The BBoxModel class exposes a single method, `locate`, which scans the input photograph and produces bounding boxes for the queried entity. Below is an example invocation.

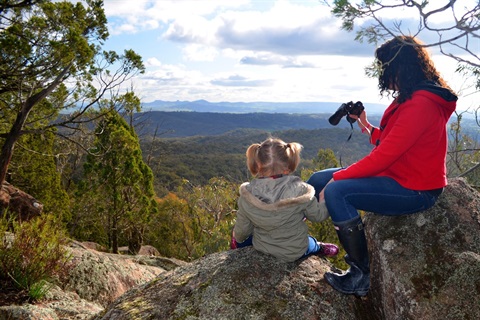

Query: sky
[101,0,479,112]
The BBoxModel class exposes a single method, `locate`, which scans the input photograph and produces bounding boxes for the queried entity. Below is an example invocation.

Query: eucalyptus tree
[326,1,479,68]
[78,107,157,254]
[0,0,144,214]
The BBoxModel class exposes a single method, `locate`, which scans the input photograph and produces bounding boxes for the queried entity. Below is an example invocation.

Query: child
[231,137,338,262]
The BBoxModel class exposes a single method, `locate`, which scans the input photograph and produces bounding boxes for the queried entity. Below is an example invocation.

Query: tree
[0,0,144,215]
[447,110,480,185]
[9,131,70,220]
[75,108,157,254]
[313,148,340,170]
[327,1,479,68]
[148,177,238,261]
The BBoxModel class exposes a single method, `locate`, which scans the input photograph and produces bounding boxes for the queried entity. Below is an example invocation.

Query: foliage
[0,214,71,301]
[447,111,480,185]
[72,109,157,254]
[8,131,70,221]
[0,0,144,188]
[147,177,237,261]
[313,148,340,170]
[145,127,372,193]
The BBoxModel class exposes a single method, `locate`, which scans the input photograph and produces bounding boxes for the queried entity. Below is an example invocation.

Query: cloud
[158,1,374,57]
[210,74,274,87]
[240,53,317,68]
[145,57,162,67]
[102,0,478,110]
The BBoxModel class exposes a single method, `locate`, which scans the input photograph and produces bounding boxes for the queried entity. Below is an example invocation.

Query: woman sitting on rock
[307,36,457,297]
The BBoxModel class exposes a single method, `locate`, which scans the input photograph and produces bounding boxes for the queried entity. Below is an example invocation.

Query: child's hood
[238,176,316,230]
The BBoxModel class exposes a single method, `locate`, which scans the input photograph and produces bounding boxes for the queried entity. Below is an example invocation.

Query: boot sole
[324,273,369,297]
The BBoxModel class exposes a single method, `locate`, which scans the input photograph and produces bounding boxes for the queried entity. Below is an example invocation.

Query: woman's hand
[349,110,371,134]
[319,178,334,202]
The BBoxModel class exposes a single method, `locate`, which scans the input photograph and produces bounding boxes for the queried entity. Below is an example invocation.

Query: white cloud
[183,44,218,62]
[102,0,478,111]
[145,57,162,67]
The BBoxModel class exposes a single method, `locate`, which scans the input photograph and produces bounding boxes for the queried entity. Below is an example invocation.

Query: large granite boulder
[364,177,480,319]
[97,248,356,320]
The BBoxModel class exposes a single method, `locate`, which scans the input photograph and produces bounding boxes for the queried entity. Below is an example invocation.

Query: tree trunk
[112,217,118,254]
[0,62,72,185]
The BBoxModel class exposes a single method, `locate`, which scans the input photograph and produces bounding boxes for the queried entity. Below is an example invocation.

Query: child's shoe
[317,242,339,257]
[230,236,238,249]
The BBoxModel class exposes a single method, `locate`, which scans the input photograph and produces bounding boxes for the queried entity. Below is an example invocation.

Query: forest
[0,0,479,303]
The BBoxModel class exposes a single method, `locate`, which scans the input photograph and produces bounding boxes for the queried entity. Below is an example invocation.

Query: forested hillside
[134,111,382,138]
[137,111,480,194]
[141,126,372,195]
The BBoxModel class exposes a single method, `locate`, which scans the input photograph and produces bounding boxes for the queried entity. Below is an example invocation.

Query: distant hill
[141,99,389,115]
[135,111,382,138]
[134,108,479,140]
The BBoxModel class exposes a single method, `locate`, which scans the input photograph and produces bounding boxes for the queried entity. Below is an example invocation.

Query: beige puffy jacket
[234,175,329,262]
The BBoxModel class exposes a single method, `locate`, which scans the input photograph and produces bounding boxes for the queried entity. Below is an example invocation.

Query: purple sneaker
[317,242,339,257]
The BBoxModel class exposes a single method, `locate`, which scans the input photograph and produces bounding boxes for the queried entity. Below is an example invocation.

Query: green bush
[0,214,71,301]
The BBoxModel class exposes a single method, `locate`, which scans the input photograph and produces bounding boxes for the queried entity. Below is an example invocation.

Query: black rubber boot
[324,216,370,296]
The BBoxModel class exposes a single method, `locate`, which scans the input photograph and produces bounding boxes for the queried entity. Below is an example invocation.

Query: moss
[117,296,155,320]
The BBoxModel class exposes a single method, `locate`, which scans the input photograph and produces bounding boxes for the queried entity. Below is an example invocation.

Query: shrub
[0,213,71,302]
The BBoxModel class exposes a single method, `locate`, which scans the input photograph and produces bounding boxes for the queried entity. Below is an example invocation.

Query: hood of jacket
[238,176,316,231]
[414,80,458,103]
[240,176,315,209]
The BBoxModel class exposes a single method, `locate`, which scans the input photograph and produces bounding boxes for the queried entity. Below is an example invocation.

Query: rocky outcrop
[96,249,356,320]
[2,178,479,319]
[97,178,480,319]
[0,181,43,222]
[0,243,185,319]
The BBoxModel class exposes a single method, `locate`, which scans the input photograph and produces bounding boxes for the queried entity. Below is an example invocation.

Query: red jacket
[333,85,457,190]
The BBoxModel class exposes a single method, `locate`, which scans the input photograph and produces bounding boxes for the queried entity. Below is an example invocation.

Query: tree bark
[0,62,72,185]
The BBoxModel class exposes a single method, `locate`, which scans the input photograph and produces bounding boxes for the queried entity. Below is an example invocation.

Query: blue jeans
[237,235,321,258]
[303,235,321,257]
[306,168,441,223]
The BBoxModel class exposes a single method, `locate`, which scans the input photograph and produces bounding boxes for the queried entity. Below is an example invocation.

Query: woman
[307,36,457,296]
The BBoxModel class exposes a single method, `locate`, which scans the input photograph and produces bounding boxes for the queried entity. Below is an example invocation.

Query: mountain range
[141,99,389,115]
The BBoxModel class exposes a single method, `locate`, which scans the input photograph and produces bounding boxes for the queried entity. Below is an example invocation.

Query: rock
[63,246,166,307]
[0,243,176,319]
[97,178,480,320]
[362,177,480,319]
[96,249,357,320]
[138,244,161,256]
[118,244,160,256]
[2,178,479,319]
[0,181,43,222]
[80,241,108,252]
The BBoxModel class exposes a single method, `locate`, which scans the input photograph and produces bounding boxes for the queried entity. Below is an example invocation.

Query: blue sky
[101,0,479,112]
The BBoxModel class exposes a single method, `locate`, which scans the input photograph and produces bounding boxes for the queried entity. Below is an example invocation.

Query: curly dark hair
[375,35,454,103]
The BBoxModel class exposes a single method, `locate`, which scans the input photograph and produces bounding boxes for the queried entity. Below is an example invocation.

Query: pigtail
[246,143,261,176]
[285,142,302,173]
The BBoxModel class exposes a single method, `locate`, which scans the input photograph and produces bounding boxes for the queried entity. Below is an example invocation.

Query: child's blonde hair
[246,138,303,177]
